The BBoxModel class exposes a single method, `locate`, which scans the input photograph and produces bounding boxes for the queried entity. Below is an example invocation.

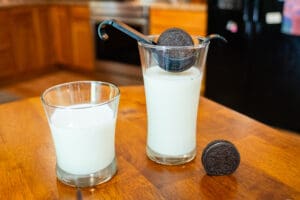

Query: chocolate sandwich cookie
[156,28,196,72]
[157,28,194,46]
[201,140,240,176]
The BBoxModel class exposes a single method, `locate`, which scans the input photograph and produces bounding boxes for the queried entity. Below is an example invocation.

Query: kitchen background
[0,0,299,133]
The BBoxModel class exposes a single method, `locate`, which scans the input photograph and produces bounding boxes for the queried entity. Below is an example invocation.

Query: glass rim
[41,80,120,109]
[138,35,210,50]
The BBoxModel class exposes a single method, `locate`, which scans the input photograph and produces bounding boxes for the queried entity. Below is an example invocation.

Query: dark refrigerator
[205,0,300,132]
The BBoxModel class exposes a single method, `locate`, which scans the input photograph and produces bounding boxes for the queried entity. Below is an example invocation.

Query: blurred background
[0,0,299,132]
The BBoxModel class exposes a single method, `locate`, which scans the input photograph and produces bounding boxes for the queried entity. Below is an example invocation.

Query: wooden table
[0,86,299,199]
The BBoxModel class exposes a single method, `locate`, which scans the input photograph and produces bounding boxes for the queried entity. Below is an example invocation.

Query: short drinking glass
[41,81,120,187]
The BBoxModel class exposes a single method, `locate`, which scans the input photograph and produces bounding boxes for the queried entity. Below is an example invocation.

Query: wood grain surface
[0,86,299,199]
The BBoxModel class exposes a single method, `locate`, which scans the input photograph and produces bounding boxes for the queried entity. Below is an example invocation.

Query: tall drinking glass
[138,36,209,165]
[41,81,120,187]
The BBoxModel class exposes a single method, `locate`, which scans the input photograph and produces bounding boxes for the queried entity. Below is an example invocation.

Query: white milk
[49,104,116,175]
[144,66,202,156]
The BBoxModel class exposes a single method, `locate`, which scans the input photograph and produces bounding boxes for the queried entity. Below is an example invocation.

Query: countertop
[0,86,299,199]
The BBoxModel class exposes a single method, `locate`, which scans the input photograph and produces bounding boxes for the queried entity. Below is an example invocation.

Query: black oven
[94,22,146,66]
[90,2,149,66]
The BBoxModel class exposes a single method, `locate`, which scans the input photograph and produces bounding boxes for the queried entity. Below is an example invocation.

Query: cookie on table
[201,140,240,176]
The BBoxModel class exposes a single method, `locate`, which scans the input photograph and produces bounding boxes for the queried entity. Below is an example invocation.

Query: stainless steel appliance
[90,2,149,66]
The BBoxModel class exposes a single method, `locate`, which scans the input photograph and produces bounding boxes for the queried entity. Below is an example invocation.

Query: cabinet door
[49,5,73,66]
[70,6,94,71]
[10,7,40,72]
[150,7,207,36]
[0,10,16,78]
[32,6,55,68]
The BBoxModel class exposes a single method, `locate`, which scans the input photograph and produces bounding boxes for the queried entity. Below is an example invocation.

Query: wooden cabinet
[33,6,56,68]
[0,9,15,78]
[10,7,39,72]
[0,4,94,80]
[49,5,73,66]
[49,5,94,71]
[70,6,94,71]
[150,6,207,36]
[0,6,54,79]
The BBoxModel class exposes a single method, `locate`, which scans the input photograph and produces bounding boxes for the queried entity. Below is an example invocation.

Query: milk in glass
[50,104,116,175]
[144,66,202,156]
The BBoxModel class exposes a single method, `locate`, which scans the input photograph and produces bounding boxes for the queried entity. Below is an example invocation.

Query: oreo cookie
[157,28,194,46]
[201,140,240,176]
[156,28,196,72]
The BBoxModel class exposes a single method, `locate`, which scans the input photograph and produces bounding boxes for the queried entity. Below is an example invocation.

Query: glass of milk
[138,36,210,165]
[41,81,120,187]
